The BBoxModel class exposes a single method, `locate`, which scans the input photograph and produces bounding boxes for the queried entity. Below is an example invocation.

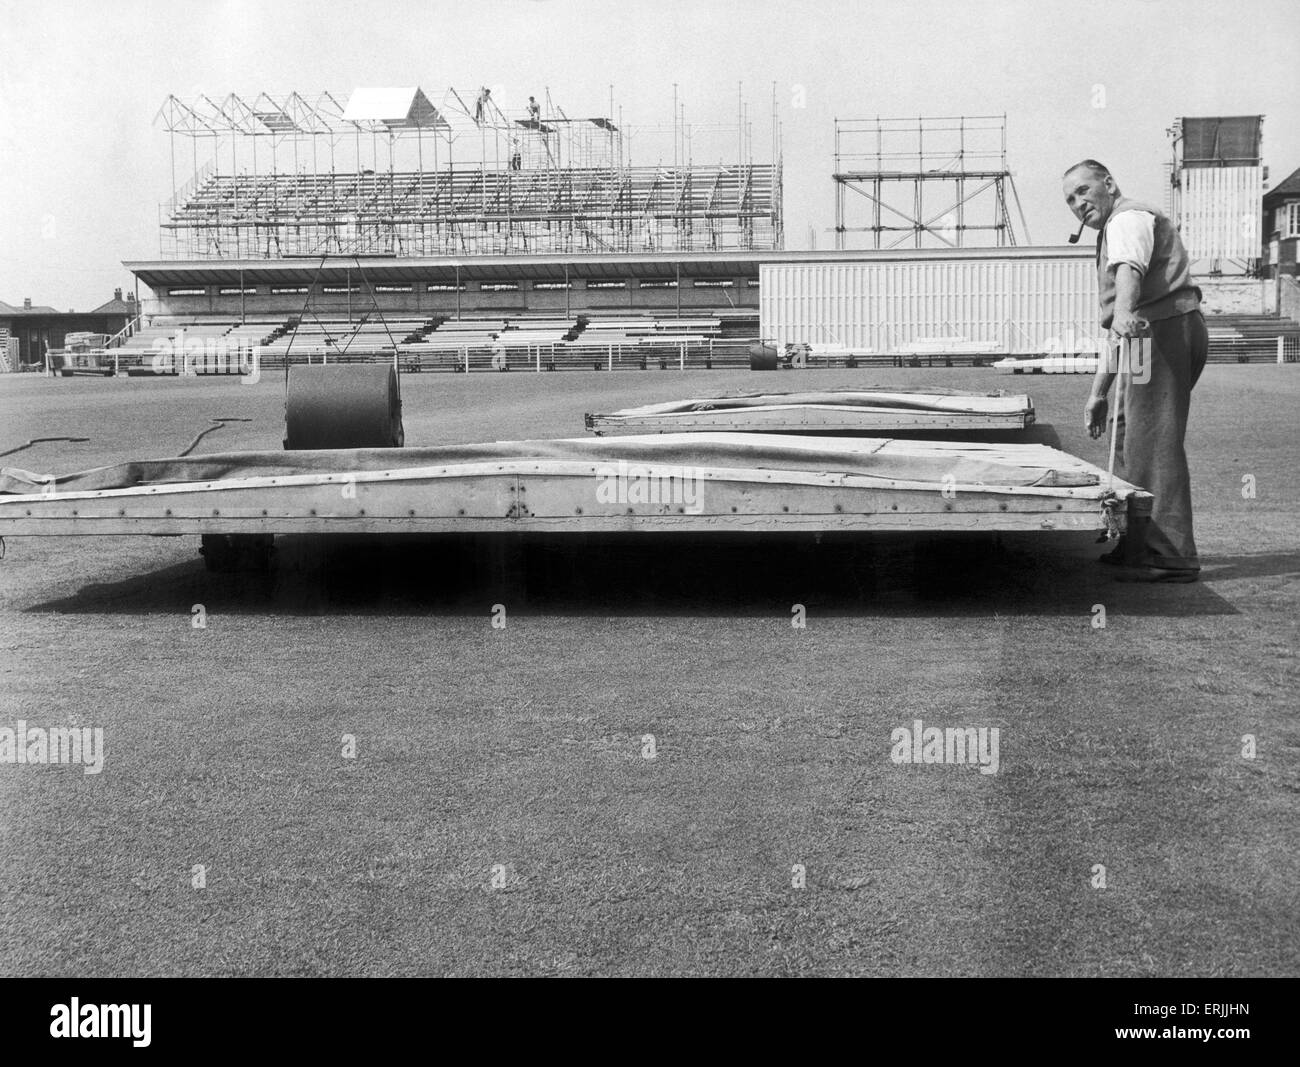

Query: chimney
[127,292,136,303]
[114,287,123,301]
[23,297,31,309]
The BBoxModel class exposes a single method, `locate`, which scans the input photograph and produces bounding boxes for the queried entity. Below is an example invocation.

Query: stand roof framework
[154,86,782,259]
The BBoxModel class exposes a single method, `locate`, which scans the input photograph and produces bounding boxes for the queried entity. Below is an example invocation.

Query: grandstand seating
[108,319,291,367]
[161,165,781,257]
[80,306,764,372]
[92,306,1300,375]
[256,317,434,360]
[294,311,745,371]
[1204,312,1300,362]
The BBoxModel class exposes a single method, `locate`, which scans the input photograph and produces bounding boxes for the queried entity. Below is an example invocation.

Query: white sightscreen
[760,253,1099,355]
[1180,166,1263,261]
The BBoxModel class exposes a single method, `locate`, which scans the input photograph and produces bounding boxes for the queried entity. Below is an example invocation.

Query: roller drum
[283,364,404,450]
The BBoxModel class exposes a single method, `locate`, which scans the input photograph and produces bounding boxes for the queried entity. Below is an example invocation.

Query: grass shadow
[27,529,1243,619]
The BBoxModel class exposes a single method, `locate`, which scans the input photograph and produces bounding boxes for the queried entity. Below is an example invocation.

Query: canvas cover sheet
[599,390,1032,418]
[0,433,1098,496]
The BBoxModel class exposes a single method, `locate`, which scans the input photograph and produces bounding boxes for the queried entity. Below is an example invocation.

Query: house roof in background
[1264,165,1300,205]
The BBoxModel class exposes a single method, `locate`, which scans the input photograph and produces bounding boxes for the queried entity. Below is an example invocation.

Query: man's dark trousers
[1114,310,1208,570]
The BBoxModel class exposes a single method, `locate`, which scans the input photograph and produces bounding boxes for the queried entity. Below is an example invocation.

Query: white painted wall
[760,249,1099,354]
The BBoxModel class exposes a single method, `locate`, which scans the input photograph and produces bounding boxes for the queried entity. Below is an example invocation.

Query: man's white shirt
[1105,211,1155,275]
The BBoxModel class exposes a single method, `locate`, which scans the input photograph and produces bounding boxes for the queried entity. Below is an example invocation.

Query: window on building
[168,288,206,296]
[637,280,678,289]
[479,282,519,292]
[1285,202,1300,239]
[321,286,361,294]
[532,282,572,290]
[585,280,627,289]
[271,287,309,295]
[374,285,413,293]
[427,283,467,292]
[218,287,258,295]
[692,279,735,288]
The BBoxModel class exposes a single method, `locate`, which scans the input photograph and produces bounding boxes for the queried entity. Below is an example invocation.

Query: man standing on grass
[1063,159,1208,583]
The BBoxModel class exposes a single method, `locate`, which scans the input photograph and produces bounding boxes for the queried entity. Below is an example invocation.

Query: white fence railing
[1210,335,1300,363]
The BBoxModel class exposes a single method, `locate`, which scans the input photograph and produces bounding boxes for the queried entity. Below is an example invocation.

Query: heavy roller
[203,363,405,571]
[282,363,405,450]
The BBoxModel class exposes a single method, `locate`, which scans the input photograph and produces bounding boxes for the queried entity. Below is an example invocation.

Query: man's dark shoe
[1114,565,1199,584]
[1098,538,1127,566]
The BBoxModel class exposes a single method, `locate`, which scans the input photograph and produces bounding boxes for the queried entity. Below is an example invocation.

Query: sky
[1,0,1297,311]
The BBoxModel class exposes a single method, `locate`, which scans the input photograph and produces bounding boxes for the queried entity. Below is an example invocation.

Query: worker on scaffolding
[474,87,492,124]
[527,96,541,126]
[510,137,522,171]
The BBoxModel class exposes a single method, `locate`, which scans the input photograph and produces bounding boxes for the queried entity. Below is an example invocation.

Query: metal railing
[57,331,1300,378]
[103,310,144,351]
[252,337,756,373]
[1207,335,1300,363]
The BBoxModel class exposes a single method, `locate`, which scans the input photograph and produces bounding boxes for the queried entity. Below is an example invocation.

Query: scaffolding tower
[155,86,782,259]
[832,115,1027,250]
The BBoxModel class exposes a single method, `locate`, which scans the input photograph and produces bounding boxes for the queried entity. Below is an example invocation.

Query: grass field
[1,366,1297,976]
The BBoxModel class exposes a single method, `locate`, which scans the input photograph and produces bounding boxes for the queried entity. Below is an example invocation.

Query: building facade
[0,290,136,369]
[1263,165,1300,279]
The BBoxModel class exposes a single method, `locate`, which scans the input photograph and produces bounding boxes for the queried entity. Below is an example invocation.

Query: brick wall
[1195,278,1274,316]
